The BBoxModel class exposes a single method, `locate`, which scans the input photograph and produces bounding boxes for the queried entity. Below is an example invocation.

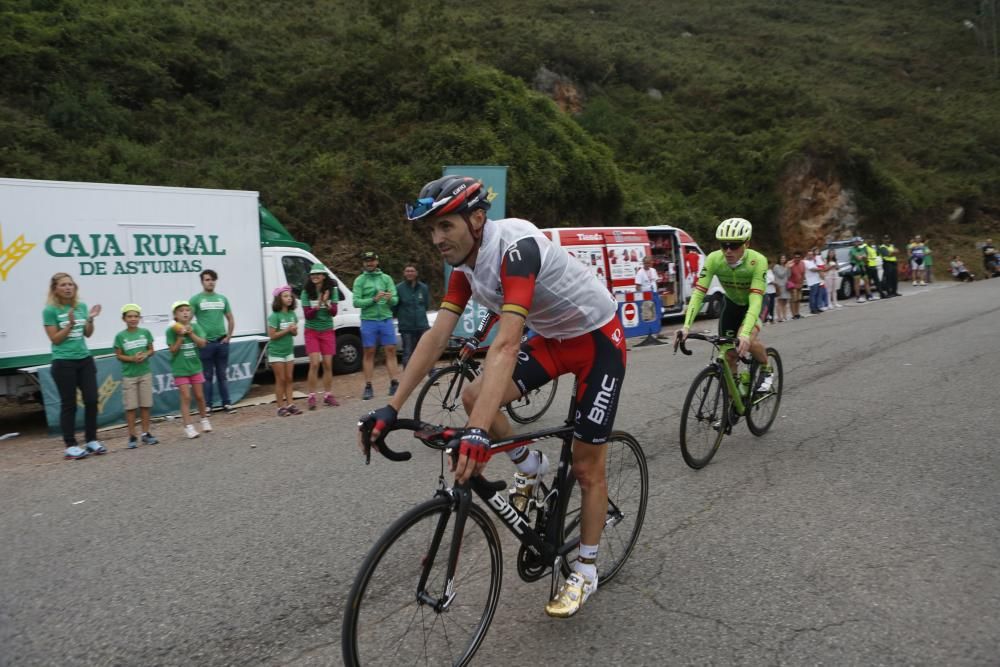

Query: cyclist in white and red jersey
[359,175,627,618]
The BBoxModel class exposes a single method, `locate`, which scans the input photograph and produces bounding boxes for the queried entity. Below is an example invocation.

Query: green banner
[38,339,260,434]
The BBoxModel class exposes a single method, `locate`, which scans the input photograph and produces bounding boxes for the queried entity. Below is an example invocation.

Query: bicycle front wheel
[342,495,503,667]
[558,431,648,584]
[413,365,474,428]
[746,348,783,436]
[506,377,559,424]
[679,365,729,469]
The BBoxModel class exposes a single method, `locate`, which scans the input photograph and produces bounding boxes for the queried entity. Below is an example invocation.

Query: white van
[542,225,724,320]
[0,178,365,399]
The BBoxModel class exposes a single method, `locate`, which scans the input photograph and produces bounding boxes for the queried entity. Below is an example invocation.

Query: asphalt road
[2,280,999,666]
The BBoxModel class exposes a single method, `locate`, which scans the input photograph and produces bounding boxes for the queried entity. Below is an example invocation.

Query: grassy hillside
[2,0,998,286]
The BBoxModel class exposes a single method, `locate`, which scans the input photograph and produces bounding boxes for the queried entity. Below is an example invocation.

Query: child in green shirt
[267,286,301,416]
[114,304,158,448]
[167,300,210,439]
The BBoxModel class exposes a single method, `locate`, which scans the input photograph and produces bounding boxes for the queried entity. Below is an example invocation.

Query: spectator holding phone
[352,251,400,401]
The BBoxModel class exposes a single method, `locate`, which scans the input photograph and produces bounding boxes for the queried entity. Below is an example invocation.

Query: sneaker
[64,445,89,460]
[362,383,374,401]
[323,393,340,407]
[871,294,881,300]
[388,379,399,397]
[200,418,213,433]
[141,432,159,446]
[545,571,598,618]
[277,406,289,417]
[756,372,774,393]
[85,440,107,455]
[128,435,138,449]
[857,297,865,303]
[185,424,199,439]
[835,304,843,308]
[509,452,550,513]
[919,281,927,286]
[288,403,304,414]
[307,394,317,411]
[223,404,237,414]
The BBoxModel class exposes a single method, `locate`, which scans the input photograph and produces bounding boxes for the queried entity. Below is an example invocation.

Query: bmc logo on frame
[0,223,37,281]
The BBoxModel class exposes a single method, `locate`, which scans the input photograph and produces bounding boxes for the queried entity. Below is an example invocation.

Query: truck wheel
[335,333,363,374]
[839,276,854,300]
[706,294,723,319]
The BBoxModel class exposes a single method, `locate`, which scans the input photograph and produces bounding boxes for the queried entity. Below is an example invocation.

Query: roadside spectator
[114,304,158,448]
[764,265,776,323]
[864,237,884,299]
[268,286,302,416]
[813,249,830,310]
[635,255,658,293]
[982,238,999,277]
[907,235,927,286]
[823,249,843,309]
[950,256,975,282]
[771,255,791,322]
[394,264,431,368]
[167,301,211,439]
[190,269,236,414]
[301,264,340,409]
[923,236,935,283]
[849,237,871,302]
[803,250,823,314]
[878,235,900,297]
[787,251,805,319]
[42,272,105,460]
[352,251,400,401]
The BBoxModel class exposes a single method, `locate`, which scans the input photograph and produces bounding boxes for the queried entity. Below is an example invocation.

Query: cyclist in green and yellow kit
[675,218,774,392]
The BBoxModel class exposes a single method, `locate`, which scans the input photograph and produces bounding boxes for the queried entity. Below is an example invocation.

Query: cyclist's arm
[682,263,714,331]
[385,272,470,413]
[466,238,538,432]
[739,260,767,339]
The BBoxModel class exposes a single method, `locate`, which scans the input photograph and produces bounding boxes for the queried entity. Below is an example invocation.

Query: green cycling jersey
[683,248,768,338]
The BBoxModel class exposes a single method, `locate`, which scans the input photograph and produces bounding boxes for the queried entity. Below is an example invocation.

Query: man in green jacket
[393,263,431,368]
[352,251,400,400]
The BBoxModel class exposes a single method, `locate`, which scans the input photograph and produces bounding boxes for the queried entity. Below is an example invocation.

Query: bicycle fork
[416,487,472,613]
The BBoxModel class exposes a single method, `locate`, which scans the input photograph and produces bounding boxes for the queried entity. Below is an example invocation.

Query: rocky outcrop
[533,66,584,114]
[777,155,859,252]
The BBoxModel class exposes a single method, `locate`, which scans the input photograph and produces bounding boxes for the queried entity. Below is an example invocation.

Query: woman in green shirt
[41,272,105,460]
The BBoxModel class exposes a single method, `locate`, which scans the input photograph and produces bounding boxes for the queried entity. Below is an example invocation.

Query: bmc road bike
[414,316,559,427]
[675,333,784,469]
[343,395,648,666]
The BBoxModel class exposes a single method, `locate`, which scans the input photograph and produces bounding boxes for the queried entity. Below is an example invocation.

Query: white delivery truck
[0,178,366,400]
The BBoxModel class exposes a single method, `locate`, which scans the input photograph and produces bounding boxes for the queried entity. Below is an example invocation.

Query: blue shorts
[361,319,396,348]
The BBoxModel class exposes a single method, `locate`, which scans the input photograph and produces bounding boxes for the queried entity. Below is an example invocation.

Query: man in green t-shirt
[190,269,236,413]
[352,251,400,401]
[114,303,158,448]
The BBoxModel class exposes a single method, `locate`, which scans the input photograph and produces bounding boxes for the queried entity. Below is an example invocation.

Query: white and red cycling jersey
[441,218,617,339]
[441,217,626,445]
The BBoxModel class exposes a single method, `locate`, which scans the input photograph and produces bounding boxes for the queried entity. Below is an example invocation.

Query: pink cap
[272,285,292,297]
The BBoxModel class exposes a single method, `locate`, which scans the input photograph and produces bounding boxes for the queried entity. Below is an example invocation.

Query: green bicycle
[675,332,784,469]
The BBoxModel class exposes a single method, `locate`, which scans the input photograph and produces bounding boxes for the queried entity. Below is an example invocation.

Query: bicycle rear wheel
[679,365,728,469]
[558,432,648,584]
[413,366,473,428]
[746,348,783,436]
[342,495,502,667]
[506,377,559,424]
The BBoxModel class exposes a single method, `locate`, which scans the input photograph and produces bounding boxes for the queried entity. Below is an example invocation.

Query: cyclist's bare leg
[572,439,608,548]
[460,373,519,441]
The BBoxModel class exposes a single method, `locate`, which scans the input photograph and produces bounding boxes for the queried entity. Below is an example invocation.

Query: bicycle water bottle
[739,370,751,398]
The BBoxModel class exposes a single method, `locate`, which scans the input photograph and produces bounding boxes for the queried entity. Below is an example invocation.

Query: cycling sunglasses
[719,241,744,250]
[405,197,440,221]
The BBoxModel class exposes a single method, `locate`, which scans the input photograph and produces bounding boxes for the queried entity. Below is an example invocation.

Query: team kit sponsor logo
[0,223,37,281]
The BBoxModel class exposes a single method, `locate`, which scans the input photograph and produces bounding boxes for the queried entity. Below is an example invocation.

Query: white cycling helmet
[716,217,752,243]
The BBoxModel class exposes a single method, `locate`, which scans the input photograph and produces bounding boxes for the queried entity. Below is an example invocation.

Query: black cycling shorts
[718,297,765,339]
[512,315,626,445]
